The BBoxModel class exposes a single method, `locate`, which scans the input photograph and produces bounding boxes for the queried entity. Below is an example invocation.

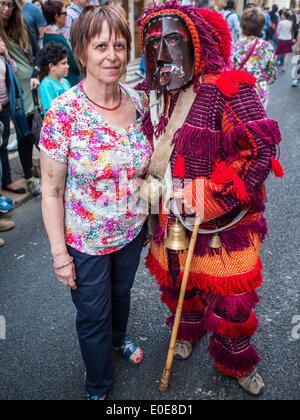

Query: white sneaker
[7,138,18,152]
[26,177,41,197]
[292,79,299,87]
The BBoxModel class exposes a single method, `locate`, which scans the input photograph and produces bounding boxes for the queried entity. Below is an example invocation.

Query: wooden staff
[159,216,202,392]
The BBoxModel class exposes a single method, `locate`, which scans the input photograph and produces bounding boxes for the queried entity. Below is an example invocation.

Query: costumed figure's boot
[174,341,193,360]
[237,370,265,396]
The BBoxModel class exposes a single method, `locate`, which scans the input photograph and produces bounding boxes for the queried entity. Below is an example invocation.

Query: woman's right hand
[53,256,77,290]
[30,78,40,90]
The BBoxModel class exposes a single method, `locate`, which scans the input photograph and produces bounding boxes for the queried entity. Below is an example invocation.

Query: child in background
[39,42,71,116]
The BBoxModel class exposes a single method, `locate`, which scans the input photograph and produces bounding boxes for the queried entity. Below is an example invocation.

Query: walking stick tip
[159,368,170,392]
[159,383,168,392]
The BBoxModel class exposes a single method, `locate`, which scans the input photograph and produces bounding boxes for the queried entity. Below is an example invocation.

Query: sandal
[237,370,265,396]
[115,339,143,365]
[174,341,193,360]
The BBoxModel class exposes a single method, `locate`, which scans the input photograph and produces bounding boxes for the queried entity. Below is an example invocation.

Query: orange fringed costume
[136,2,284,378]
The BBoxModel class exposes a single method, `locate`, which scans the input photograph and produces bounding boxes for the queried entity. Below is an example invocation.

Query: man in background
[20,0,47,43]
[62,0,90,43]
[223,0,240,43]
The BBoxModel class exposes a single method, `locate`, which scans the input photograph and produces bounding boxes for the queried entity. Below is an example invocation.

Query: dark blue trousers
[68,225,146,397]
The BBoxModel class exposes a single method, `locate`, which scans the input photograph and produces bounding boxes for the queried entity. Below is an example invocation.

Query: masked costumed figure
[136,1,284,396]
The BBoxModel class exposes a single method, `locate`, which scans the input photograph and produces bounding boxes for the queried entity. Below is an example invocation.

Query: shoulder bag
[6,59,31,139]
[31,88,43,148]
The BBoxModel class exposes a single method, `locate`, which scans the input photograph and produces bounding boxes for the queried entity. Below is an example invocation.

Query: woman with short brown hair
[240,6,266,37]
[40,6,152,400]
[233,7,277,109]
[70,5,131,76]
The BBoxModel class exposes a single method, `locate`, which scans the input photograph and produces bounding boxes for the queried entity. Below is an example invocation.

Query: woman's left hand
[30,78,40,90]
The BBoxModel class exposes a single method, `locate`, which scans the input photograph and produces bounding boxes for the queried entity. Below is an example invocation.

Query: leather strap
[238,39,259,70]
[147,84,197,180]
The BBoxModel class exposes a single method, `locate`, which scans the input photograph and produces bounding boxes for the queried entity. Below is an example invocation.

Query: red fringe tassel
[166,315,206,343]
[207,338,260,373]
[271,158,284,178]
[215,362,253,378]
[215,70,257,98]
[184,259,263,296]
[205,310,259,339]
[211,159,250,204]
[161,294,205,314]
[173,154,186,179]
[147,249,263,296]
[145,252,173,287]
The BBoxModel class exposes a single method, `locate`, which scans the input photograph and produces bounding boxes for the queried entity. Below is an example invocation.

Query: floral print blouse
[233,37,278,104]
[40,81,152,256]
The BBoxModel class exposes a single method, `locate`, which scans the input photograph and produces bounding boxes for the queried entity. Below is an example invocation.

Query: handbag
[139,84,197,205]
[31,88,43,148]
[6,59,31,139]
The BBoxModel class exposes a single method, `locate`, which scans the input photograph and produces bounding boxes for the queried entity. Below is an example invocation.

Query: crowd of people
[0,0,91,247]
[0,0,295,401]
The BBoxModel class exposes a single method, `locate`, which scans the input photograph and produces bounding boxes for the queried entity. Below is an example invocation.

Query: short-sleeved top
[39,81,152,256]
[233,37,277,104]
[8,37,35,116]
[61,2,83,43]
[39,76,71,116]
[22,3,47,43]
[277,20,293,40]
[223,10,240,42]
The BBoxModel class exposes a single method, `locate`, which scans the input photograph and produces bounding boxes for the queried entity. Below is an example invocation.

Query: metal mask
[143,15,195,91]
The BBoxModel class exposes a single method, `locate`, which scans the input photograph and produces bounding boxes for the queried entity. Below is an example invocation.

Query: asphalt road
[0,63,299,401]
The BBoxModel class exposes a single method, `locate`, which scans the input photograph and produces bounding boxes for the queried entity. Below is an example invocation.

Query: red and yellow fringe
[146,250,263,296]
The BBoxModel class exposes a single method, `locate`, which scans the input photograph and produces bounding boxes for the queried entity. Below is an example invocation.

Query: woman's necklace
[86,86,122,111]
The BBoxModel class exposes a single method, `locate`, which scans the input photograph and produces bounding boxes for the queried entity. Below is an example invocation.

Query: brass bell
[209,233,222,249]
[164,218,190,251]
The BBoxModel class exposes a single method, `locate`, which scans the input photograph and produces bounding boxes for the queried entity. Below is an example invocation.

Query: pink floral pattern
[233,37,278,104]
[40,81,152,255]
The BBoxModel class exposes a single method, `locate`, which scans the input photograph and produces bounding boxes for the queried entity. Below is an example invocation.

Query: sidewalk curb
[0,178,32,209]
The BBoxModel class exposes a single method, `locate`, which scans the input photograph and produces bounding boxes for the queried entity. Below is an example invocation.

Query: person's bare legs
[283,54,289,71]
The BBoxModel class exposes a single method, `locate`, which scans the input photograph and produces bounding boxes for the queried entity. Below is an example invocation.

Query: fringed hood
[137,0,233,77]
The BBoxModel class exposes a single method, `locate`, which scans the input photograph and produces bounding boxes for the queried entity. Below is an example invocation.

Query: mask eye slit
[146,36,161,49]
[165,33,183,46]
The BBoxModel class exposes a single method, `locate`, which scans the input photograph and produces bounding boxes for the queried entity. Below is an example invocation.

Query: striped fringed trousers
[162,251,261,378]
